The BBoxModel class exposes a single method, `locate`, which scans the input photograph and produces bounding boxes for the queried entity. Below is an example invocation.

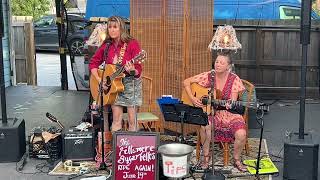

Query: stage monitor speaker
[283,134,318,180]
[0,118,26,162]
[62,128,95,161]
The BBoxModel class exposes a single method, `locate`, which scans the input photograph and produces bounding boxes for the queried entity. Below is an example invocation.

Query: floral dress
[193,71,246,142]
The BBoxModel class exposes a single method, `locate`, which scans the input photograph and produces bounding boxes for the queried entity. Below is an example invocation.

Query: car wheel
[69,38,84,56]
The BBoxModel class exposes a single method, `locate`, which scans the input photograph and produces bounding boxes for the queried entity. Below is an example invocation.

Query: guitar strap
[116,43,128,65]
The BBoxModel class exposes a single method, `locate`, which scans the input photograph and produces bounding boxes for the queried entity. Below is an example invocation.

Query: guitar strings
[109,52,143,80]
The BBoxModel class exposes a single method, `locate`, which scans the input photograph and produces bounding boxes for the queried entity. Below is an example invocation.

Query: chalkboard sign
[113,131,159,180]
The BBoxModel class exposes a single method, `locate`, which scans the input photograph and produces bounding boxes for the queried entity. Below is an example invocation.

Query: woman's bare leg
[127,106,137,131]
[233,129,246,160]
[200,124,212,168]
[111,105,123,131]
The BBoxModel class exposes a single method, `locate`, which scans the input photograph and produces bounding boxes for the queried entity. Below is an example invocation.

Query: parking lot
[36,52,89,91]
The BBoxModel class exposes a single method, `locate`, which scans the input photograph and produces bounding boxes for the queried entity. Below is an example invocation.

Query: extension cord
[18,153,27,171]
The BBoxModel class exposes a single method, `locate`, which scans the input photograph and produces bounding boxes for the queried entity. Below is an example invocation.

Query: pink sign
[113,132,159,180]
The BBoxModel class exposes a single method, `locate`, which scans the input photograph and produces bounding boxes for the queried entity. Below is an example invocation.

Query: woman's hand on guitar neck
[124,62,136,73]
[225,99,235,110]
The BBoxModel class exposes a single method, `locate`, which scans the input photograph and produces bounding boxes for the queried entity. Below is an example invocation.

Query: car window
[280,6,317,20]
[35,16,55,27]
[280,6,301,19]
[70,21,86,31]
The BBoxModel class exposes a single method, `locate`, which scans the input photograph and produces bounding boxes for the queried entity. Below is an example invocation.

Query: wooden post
[24,22,37,86]
[183,0,190,84]
[159,0,167,133]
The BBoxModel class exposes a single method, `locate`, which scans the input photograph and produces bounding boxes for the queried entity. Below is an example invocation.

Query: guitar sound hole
[105,77,111,86]
[103,86,111,94]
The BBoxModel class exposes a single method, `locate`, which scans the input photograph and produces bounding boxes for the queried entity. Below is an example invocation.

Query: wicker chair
[219,79,255,166]
[123,76,160,132]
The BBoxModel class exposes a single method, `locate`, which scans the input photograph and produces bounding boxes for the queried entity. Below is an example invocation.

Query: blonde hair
[105,16,133,43]
[217,51,233,64]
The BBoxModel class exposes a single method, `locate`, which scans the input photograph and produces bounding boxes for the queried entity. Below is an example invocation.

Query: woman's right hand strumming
[191,96,204,107]
[91,68,107,91]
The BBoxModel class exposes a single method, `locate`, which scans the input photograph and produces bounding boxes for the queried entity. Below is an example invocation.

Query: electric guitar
[181,83,259,113]
[46,112,65,131]
[90,50,146,106]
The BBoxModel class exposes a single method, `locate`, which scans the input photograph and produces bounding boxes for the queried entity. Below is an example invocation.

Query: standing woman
[89,16,143,132]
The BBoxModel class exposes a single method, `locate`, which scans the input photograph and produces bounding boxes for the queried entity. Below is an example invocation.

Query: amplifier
[62,128,95,161]
[0,118,26,162]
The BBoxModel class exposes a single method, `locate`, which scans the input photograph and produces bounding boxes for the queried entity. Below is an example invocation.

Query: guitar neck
[56,121,65,129]
[109,59,136,80]
[213,99,251,108]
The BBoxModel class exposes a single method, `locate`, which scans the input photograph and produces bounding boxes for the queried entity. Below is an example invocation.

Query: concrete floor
[0,86,90,180]
[1,87,319,180]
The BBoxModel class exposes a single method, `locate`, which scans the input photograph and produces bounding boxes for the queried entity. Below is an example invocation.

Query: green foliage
[11,0,51,20]
[312,2,320,17]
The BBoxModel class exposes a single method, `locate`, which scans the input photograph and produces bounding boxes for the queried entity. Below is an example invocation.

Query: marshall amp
[62,128,95,161]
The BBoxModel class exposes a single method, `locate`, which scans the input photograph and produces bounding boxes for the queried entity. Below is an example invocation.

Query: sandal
[95,149,112,168]
[201,154,210,170]
[233,159,247,172]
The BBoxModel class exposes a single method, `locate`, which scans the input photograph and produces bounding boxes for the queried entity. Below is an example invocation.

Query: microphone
[105,39,112,45]
[129,70,136,76]
[201,97,209,105]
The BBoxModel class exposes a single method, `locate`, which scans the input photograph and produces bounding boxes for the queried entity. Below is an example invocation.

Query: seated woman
[183,52,247,172]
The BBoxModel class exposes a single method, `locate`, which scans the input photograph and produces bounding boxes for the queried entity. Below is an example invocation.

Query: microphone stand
[98,42,111,170]
[203,68,225,180]
[255,109,265,180]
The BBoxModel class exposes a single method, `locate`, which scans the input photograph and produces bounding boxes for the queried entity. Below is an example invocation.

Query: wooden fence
[215,20,320,99]
[130,14,320,133]
[11,16,37,85]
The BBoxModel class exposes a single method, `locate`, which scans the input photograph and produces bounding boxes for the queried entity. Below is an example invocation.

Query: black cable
[15,162,39,175]
[15,160,52,175]
[233,0,240,25]
[63,4,80,91]
[35,162,51,173]
[260,99,278,106]
[67,168,100,180]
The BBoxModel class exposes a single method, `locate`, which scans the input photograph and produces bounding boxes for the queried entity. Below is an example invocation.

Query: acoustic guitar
[181,83,212,114]
[90,50,146,106]
[181,83,259,113]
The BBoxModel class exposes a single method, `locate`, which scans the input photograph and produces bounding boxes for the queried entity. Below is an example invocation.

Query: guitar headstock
[132,50,147,64]
[46,112,65,129]
[46,112,58,123]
